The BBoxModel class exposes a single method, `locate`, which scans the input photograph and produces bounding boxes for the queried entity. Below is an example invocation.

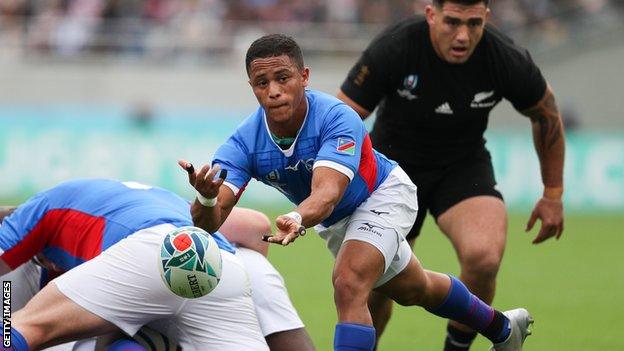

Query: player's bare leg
[367,290,393,343]
[12,282,119,350]
[367,236,418,347]
[437,196,507,349]
[332,240,386,349]
[333,240,384,324]
[265,328,315,351]
[376,253,524,350]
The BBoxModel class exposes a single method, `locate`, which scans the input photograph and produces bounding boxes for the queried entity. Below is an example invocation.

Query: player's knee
[460,248,502,279]
[255,211,272,234]
[333,270,369,305]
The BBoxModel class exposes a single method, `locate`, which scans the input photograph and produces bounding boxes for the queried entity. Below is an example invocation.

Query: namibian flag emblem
[337,138,356,155]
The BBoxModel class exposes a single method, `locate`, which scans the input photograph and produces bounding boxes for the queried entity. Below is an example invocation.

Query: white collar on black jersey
[262,96,310,157]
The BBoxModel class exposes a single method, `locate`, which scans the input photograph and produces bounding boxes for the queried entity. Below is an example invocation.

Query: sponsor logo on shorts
[357,222,385,237]
[369,209,389,216]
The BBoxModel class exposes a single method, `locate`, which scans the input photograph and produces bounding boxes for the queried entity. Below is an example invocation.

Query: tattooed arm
[520,84,565,244]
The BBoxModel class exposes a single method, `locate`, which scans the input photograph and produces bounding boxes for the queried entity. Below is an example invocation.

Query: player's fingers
[213,169,228,188]
[197,164,211,187]
[282,233,297,246]
[178,160,196,184]
[218,169,228,180]
[533,225,555,244]
[205,164,221,182]
[556,222,564,239]
[265,233,287,245]
[525,211,538,232]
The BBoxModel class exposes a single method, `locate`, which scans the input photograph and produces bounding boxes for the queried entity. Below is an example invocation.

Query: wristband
[283,211,302,224]
[283,211,306,236]
[543,187,563,200]
[196,192,217,207]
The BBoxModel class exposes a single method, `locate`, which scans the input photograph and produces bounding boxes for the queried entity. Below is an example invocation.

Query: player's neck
[267,97,308,138]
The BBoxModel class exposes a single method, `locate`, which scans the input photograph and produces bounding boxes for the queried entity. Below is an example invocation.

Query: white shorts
[54,224,268,351]
[236,247,304,336]
[315,166,418,287]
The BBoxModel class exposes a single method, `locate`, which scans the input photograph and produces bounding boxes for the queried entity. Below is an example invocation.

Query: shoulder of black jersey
[482,23,534,61]
[369,15,427,50]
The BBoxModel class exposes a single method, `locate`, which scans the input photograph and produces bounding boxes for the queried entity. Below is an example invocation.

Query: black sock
[481,310,510,343]
[444,324,478,351]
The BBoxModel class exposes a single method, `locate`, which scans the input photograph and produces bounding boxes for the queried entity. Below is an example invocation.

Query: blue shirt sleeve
[315,104,366,178]
[212,135,252,196]
[0,193,50,267]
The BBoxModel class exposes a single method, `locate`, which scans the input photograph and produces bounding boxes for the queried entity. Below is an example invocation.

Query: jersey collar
[262,95,310,157]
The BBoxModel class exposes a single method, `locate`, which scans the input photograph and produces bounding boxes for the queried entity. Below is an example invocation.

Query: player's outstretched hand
[526,197,564,244]
[178,159,227,201]
[263,215,306,246]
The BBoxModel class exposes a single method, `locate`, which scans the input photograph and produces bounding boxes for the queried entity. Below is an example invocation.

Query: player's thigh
[432,153,507,260]
[374,253,433,307]
[341,167,417,286]
[54,224,184,337]
[13,281,118,348]
[236,247,304,337]
[178,251,268,351]
[437,196,507,267]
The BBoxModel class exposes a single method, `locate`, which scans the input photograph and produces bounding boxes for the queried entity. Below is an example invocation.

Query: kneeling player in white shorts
[1,196,313,351]
[1,179,268,351]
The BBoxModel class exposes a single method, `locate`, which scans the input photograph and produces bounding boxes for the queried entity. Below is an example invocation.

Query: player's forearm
[295,192,339,228]
[531,121,565,190]
[523,86,566,196]
[190,201,223,233]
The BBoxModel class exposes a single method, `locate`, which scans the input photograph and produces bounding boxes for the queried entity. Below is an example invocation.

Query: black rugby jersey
[341,16,547,169]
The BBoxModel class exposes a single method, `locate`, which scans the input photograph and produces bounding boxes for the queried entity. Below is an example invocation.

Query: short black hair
[245,34,304,76]
[433,0,489,7]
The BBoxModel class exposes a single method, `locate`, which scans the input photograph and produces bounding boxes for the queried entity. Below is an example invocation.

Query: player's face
[426,2,489,64]
[248,55,310,124]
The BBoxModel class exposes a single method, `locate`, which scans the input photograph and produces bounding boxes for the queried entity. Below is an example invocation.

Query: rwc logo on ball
[158,226,222,298]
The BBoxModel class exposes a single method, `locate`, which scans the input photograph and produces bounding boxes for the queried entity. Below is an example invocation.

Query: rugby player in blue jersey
[180,34,533,351]
[0,179,311,351]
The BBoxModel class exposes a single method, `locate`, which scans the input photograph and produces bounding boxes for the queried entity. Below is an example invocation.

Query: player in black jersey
[338,1,565,350]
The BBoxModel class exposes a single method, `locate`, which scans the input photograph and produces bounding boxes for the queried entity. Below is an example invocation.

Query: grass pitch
[263,212,623,350]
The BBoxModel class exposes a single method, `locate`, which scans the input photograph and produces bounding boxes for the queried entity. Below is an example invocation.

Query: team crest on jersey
[397,74,418,100]
[266,170,280,182]
[337,138,356,155]
[403,74,418,90]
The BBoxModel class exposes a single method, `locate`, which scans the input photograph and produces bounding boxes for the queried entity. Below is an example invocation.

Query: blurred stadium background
[0,0,622,349]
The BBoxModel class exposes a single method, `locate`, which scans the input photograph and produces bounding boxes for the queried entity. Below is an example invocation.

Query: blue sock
[334,323,376,351]
[427,276,510,343]
[106,339,147,351]
[3,329,29,351]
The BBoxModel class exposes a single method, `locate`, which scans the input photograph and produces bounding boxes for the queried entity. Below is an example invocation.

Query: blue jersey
[0,179,235,272]
[213,89,397,226]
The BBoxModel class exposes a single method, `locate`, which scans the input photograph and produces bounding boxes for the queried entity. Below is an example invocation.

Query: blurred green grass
[262,211,624,350]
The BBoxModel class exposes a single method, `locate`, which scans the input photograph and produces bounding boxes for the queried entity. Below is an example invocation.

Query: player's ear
[301,67,310,87]
[485,7,491,22]
[425,5,436,25]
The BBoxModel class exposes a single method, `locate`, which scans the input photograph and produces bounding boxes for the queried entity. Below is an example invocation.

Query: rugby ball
[159,226,222,298]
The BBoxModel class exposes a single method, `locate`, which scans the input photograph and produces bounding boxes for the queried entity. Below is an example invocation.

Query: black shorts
[402,150,503,241]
